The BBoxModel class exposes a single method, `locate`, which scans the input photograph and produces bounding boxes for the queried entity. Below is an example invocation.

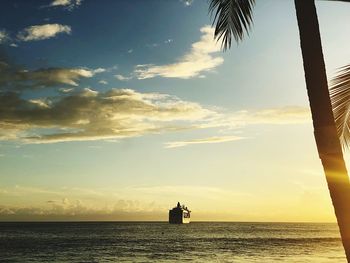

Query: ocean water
[0,222,346,262]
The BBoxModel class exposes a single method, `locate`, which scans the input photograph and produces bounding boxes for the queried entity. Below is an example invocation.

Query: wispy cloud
[198,106,311,131]
[49,0,83,10]
[92,68,106,74]
[163,106,311,148]
[115,74,132,81]
[0,30,9,43]
[245,107,311,124]
[146,39,173,49]
[0,63,104,90]
[165,135,243,148]
[134,26,223,79]
[99,80,108,85]
[17,24,71,41]
[180,0,194,6]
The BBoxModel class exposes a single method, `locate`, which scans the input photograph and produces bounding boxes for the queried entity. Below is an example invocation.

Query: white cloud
[134,26,223,79]
[181,0,194,6]
[92,68,106,74]
[50,0,83,10]
[59,88,74,93]
[28,99,51,109]
[0,30,9,43]
[115,74,132,81]
[10,43,18,47]
[165,135,243,148]
[99,80,108,85]
[51,0,71,6]
[17,24,71,41]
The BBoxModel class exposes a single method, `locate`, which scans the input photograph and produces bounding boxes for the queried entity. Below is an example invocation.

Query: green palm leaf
[330,65,350,148]
[209,0,255,51]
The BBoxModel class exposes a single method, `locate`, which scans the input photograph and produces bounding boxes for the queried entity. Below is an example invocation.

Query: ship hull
[169,202,191,224]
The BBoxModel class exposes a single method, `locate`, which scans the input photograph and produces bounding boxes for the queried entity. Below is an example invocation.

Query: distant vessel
[169,202,191,224]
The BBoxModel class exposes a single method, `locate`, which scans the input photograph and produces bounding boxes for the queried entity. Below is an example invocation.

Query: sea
[0,222,346,262]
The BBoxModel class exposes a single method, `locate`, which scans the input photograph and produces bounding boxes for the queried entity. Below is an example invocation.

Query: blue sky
[0,0,350,221]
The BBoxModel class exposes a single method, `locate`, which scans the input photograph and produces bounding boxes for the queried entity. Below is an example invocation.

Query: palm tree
[208,0,350,260]
[331,65,350,148]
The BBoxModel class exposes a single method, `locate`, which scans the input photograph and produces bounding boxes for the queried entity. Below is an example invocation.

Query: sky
[0,0,350,222]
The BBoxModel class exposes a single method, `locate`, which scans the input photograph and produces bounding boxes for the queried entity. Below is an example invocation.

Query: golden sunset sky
[1,0,350,222]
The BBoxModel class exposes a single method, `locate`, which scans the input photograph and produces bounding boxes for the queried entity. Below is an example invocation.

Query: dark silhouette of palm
[331,65,350,148]
[209,0,350,260]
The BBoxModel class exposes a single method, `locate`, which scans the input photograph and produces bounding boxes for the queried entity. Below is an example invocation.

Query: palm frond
[209,0,255,51]
[330,65,350,149]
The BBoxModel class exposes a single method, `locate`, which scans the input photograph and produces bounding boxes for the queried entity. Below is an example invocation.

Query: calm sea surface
[0,222,346,262]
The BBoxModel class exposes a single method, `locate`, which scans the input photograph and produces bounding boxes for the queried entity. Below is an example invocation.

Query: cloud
[134,26,223,79]
[92,68,106,74]
[0,185,167,220]
[0,67,311,144]
[0,184,248,221]
[181,0,194,6]
[0,63,103,90]
[59,87,74,93]
[99,80,108,85]
[165,135,244,148]
[0,60,311,144]
[0,30,9,43]
[115,74,132,81]
[0,88,212,143]
[49,0,83,10]
[198,106,311,130]
[146,39,173,49]
[0,199,164,221]
[246,107,311,124]
[162,106,310,148]
[17,24,71,41]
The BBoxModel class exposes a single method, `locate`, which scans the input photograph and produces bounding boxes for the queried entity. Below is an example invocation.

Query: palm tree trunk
[295,0,350,260]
